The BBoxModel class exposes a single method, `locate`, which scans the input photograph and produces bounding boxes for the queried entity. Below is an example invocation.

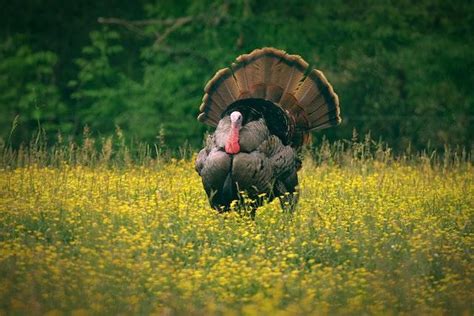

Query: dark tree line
[1,0,473,151]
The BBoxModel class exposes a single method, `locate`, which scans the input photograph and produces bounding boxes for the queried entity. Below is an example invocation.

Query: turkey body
[195,47,341,214]
[195,116,298,211]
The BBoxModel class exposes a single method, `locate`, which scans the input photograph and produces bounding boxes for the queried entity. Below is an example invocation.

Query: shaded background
[1,0,473,151]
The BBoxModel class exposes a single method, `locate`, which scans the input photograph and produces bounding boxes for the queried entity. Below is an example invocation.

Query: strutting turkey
[195,47,341,214]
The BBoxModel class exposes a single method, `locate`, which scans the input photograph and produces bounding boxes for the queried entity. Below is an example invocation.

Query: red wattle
[225,142,240,154]
[225,126,240,154]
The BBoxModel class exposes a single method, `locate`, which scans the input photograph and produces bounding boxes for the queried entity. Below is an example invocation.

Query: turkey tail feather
[198,47,341,143]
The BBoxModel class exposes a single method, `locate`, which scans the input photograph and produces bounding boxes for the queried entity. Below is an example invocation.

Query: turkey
[195,47,341,215]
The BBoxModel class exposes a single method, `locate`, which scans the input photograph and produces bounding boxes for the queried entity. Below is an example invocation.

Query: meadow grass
[0,136,473,315]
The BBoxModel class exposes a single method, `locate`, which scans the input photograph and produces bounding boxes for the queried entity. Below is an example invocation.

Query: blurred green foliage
[1,0,473,150]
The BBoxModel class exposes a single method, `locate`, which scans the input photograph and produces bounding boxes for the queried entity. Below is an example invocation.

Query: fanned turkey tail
[197,47,341,147]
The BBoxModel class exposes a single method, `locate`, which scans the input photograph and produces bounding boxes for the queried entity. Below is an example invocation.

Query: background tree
[1,0,473,151]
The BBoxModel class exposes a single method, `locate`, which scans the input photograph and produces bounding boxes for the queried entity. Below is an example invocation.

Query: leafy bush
[0,36,67,143]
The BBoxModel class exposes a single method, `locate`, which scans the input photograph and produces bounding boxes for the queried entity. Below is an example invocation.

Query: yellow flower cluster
[0,160,472,314]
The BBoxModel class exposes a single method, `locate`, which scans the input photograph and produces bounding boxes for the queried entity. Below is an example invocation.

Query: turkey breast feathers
[195,117,298,211]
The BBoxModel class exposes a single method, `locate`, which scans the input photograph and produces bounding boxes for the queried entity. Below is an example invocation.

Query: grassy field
[0,141,473,315]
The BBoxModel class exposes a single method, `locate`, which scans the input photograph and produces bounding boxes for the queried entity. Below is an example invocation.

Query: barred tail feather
[198,47,341,144]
